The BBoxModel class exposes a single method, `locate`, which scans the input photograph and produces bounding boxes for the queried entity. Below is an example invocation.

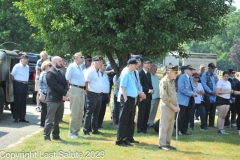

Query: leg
[98,94,109,127]
[76,89,85,134]
[52,101,64,138]
[204,96,210,126]
[127,104,137,142]
[230,102,237,125]
[137,102,147,132]
[235,103,240,135]
[224,105,230,126]
[189,103,196,129]
[166,107,175,146]
[114,96,120,125]
[182,98,194,133]
[159,103,170,146]
[13,81,22,120]
[196,103,207,128]
[209,102,216,126]
[178,105,186,133]
[148,98,160,126]
[40,102,48,127]
[91,95,102,132]
[142,100,151,132]
[20,84,28,120]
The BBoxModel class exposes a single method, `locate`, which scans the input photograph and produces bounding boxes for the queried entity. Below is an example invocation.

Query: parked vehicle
[0,49,18,120]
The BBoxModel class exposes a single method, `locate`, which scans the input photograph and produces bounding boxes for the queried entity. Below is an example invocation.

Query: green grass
[1,69,240,160]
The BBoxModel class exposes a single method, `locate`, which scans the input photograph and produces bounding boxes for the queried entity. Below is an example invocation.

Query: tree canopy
[230,40,240,70]
[15,0,231,74]
[0,0,43,52]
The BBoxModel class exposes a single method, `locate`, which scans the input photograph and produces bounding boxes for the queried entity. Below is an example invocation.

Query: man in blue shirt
[201,63,218,127]
[116,59,139,147]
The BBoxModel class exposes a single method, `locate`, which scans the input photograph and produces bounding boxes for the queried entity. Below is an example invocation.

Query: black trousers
[204,96,216,126]
[13,81,28,120]
[178,97,194,133]
[116,95,135,144]
[225,102,236,126]
[98,93,109,127]
[40,102,48,127]
[127,103,137,142]
[236,103,240,130]
[113,96,120,125]
[137,100,151,132]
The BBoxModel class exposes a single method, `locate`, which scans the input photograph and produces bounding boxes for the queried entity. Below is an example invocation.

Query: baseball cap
[127,58,138,65]
[185,65,195,70]
[208,63,217,68]
[192,72,199,77]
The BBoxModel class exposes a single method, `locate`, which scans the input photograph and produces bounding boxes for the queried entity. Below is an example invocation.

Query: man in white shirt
[10,54,29,123]
[65,52,85,139]
[83,56,103,136]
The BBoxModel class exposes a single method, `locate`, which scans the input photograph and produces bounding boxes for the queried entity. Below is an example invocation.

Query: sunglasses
[194,77,199,78]
[85,59,92,62]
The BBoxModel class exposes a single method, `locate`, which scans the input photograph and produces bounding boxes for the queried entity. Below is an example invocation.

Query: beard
[56,63,63,69]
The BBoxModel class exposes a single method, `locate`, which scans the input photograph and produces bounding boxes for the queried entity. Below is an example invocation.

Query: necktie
[57,70,63,82]
[189,78,193,91]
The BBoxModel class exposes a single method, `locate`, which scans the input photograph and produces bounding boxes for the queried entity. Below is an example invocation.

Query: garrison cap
[166,65,178,71]
[130,54,142,60]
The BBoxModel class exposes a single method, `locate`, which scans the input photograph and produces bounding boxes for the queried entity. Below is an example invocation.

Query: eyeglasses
[231,72,236,74]
[85,59,92,62]
[194,77,199,78]
[174,71,178,74]
[48,64,52,67]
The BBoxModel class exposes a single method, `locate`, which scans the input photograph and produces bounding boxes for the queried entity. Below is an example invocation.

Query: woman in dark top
[233,82,240,137]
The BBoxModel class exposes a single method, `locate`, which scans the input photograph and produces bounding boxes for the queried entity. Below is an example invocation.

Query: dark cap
[127,58,138,65]
[192,72,199,77]
[166,65,178,71]
[92,56,103,62]
[130,54,142,60]
[208,63,216,68]
[20,53,28,59]
[185,65,195,70]
[228,69,235,74]
[142,58,150,64]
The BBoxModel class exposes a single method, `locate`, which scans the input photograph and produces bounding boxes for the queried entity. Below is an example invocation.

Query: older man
[159,66,180,150]
[201,63,218,127]
[35,51,48,112]
[44,56,69,141]
[198,64,205,83]
[10,54,29,123]
[84,56,103,136]
[147,64,160,128]
[177,65,197,135]
[65,52,85,139]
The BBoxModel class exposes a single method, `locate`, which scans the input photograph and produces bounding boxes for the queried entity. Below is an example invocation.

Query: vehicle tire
[0,87,5,120]
[32,91,37,104]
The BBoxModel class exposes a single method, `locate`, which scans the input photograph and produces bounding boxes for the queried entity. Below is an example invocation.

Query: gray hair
[40,51,48,58]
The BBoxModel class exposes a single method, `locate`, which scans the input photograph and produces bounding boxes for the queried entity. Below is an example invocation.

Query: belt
[70,84,85,89]
[15,80,28,84]
[88,91,101,95]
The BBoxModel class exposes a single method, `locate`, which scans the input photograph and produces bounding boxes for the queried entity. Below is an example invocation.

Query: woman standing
[233,82,240,137]
[39,61,52,127]
[216,71,233,134]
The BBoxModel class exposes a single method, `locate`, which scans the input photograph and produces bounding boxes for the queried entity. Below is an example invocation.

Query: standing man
[137,58,154,133]
[225,69,239,127]
[35,51,48,112]
[159,66,180,150]
[147,64,160,128]
[105,63,115,96]
[116,59,139,147]
[10,54,29,123]
[177,65,197,135]
[201,63,218,127]
[198,64,206,83]
[44,56,69,141]
[84,56,103,136]
[98,61,110,128]
[65,52,85,139]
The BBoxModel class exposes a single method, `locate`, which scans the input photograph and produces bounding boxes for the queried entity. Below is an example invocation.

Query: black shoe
[129,140,139,144]
[19,119,29,123]
[148,124,154,128]
[167,145,177,150]
[52,137,62,140]
[200,127,210,130]
[182,132,190,135]
[14,119,19,123]
[137,131,143,133]
[116,142,128,147]
[44,137,51,141]
[92,131,102,134]
[208,125,216,128]
[159,146,170,151]
[84,132,90,136]
[123,141,133,146]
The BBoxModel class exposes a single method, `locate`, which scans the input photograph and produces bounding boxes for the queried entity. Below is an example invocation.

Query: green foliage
[15,0,231,74]
[230,39,240,69]
[0,0,44,52]
[187,6,240,70]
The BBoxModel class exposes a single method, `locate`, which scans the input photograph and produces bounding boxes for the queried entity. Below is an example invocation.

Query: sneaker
[159,146,170,151]
[36,106,41,112]
[218,129,228,134]
[231,123,237,127]
[68,134,78,139]
[200,127,210,130]
[76,133,82,138]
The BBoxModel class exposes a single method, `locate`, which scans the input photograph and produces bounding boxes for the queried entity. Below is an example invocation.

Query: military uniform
[159,66,178,148]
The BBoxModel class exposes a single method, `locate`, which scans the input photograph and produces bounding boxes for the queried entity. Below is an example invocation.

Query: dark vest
[205,72,218,97]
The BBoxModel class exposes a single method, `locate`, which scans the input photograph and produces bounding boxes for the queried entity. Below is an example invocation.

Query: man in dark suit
[44,56,69,141]
[137,58,154,133]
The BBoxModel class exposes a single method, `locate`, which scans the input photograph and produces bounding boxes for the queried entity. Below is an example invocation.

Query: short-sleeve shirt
[102,72,110,93]
[217,79,231,99]
[234,82,240,105]
[193,82,204,104]
[65,62,85,86]
[85,67,103,93]
[35,58,44,80]
[11,63,29,81]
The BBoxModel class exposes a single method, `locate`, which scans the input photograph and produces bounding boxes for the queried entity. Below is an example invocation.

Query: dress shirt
[65,62,85,86]
[11,63,29,81]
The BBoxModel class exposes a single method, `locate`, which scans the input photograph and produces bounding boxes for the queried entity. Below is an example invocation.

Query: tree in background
[186,6,240,70]
[230,40,240,70]
[15,0,231,75]
[0,0,43,52]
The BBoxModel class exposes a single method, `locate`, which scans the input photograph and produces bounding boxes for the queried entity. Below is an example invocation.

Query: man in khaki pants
[159,66,180,151]
[65,52,85,139]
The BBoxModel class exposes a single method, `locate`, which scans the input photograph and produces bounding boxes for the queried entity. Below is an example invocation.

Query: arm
[200,74,213,93]
[216,88,232,94]
[178,75,193,97]
[85,82,89,94]
[139,71,150,93]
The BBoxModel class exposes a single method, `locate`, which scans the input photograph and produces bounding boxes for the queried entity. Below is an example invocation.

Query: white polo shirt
[65,62,85,86]
[102,72,110,93]
[11,63,29,81]
[85,67,103,93]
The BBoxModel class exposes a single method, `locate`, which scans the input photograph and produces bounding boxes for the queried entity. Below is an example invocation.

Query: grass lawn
[1,69,240,160]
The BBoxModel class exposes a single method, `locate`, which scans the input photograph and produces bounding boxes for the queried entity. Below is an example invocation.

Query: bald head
[52,56,63,68]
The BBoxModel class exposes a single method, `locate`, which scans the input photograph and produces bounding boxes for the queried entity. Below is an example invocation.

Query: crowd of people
[9,51,240,150]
